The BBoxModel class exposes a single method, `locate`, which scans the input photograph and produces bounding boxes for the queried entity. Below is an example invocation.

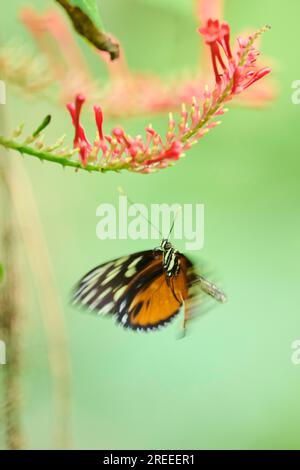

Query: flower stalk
[0,135,130,173]
[0,20,271,175]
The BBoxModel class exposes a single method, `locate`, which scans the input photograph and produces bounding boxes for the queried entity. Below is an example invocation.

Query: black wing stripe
[73,263,113,300]
[72,250,156,315]
[115,266,164,330]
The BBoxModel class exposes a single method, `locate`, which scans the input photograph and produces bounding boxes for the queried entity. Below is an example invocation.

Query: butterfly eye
[161,239,172,250]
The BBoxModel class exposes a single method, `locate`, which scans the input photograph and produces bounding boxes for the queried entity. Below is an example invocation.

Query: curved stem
[181,82,232,143]
[0,136,130,173]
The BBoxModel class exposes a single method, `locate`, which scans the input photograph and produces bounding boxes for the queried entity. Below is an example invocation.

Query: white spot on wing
[75,264,112,300]
[101,267,121,286]
[124,255,144,278]
[82,263,112,283]
[99,302,115,315]
[88,287,112,310]
[114,256,129,267]
[128,256,142,270]
[75,277,100,299]
[81,288,98,305]
[98,287,112,301]
[125,267,136,278]
[113,285,127,301]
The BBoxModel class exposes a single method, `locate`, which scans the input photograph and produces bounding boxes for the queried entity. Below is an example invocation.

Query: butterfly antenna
[117,187,163,238]
[166,207,182,240]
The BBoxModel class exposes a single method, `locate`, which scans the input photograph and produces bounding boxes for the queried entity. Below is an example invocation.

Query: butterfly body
[73,239,226,332]
[160,239,180,278]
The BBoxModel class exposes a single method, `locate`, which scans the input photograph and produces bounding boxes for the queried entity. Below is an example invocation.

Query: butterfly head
[160,239,173,252]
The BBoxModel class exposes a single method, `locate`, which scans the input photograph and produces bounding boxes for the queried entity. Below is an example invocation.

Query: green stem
[0,136,130,173]
[181,82,232,144]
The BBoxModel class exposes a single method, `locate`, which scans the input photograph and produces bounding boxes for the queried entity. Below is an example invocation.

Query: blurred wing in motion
[72,250,155,316]
[72,250,226,331]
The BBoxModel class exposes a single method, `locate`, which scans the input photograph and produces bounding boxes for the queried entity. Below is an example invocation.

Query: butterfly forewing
[72,250,155,315]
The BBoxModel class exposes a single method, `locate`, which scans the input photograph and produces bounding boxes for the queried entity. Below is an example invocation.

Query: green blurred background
[1,0,300,450]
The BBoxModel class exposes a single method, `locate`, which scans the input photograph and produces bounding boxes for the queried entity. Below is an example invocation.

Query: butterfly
[72,237,227,332]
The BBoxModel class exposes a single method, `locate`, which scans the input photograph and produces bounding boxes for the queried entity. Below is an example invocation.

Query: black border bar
[0,450,300,465]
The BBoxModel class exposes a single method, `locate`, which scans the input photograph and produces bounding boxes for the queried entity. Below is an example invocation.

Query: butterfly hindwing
[115,254,195,330]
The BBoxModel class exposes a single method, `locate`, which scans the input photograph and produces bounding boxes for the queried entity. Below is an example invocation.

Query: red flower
[199,19,233,84]
[66,94,92,166]
[94,105,104,141]
[65,21,271,174]
[198,19,221,44]
[144,141,183,165]
[199,19,271,92]
[66,95,187,172]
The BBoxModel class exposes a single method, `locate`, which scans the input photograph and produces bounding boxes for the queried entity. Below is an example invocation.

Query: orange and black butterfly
[72,237,227,332]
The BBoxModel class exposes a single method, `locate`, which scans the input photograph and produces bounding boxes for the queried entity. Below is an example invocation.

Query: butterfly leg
[176,291,188,333]
[183,300,190,332]
[175,299,189,340]
[192,275,227,303]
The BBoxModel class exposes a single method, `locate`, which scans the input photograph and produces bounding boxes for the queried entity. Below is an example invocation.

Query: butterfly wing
[72,250,155,315]
[115,253,195,330]
[73,250,197,330]
[72,250,225,332]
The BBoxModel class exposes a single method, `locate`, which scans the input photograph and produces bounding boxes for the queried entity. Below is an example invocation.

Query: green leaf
[55,0,119,60]
[32,115,51,137]
[70,0,104,30]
